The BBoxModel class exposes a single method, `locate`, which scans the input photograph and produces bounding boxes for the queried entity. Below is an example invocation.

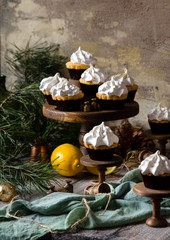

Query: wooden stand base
[81,154,123,195]
[133,182,170,227]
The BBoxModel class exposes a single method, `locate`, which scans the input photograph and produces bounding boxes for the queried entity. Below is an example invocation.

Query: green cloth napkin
[0,169,170,240]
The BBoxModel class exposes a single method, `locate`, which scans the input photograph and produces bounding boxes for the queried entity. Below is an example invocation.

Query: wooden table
[133,182,170,228]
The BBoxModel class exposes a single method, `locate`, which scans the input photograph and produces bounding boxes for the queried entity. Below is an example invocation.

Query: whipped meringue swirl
[50,78,81,97]
[83,122,119,148]
[148,103,170,121]
[81,65,106,84]
[70,47,97,65]
[111,68,135,86]
[139,150,170,176]
[39,73,61,93]
[98,79,128,97]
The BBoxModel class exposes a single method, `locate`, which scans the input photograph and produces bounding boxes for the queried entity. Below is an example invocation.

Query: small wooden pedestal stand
[81,154,123,195]
[133,182,170,227]
[144,130,170,155]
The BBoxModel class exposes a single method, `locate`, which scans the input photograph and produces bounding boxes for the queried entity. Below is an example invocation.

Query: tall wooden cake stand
[43,101,139,154]
[133,182,170,227]
[43,101,139,194]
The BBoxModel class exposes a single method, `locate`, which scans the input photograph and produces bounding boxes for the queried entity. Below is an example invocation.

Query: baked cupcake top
[50,78,82,97]
[83,122,119,148]
[80,65,106,85]
[111,68,135,86]
[138,150,170,176]
[97,79,128,97]
[39,73,61,94]
[148,103,170,121]
[69,47,97,65]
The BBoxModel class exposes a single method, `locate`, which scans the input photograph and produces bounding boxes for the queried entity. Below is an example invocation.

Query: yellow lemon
[51,143,84,177]
[86,166,116,175]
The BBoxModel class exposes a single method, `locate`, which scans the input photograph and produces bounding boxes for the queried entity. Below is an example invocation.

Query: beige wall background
[1,0,170,129]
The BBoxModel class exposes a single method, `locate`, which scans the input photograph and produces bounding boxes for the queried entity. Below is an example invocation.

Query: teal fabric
[0,169,170,240]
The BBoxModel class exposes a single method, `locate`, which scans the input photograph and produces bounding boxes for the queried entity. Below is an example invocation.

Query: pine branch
[0,160,60,197]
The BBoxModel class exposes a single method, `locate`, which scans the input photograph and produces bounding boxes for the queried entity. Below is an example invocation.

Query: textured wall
[1,0,170,128]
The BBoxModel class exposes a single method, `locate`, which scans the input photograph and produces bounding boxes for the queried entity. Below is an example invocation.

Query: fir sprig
[0,41,80,196]
[0,160,60,196]
[6,40,68,86]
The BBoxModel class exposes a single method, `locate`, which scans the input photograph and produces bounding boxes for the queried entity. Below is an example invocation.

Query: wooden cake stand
[80,154,123,195]
[133,182,170,227]
[144,130,170,155]
[43,101,139,154]
[43,101,139,194]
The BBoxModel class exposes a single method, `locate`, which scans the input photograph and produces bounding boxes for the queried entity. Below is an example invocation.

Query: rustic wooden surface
[0,169,170,240]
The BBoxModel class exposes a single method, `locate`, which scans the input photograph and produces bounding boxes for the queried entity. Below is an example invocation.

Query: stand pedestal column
[146,198,168,227]
[133,182,170,227]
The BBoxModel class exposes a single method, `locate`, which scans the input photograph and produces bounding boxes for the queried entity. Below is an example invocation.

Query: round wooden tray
[133,182,170,227]
[43,101,139,123]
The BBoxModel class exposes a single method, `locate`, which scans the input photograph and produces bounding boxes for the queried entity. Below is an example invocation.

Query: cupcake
[138,150,170,190]
[66,47,97,80]
[50,78,84,111]
[39,73,61,105]
[83,122,119,160]
[148,103,170,134]
[112,68,138,102]
[96,79,128,110]
[79,65,106,100]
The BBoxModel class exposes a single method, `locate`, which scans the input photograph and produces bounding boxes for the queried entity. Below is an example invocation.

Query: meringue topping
[111,68,135,86]
[39,73,61,93]
[81,65,106,84]
[148,103,170,121]
[50,78,81,97]
[138,150,170,176]
[70,47,97,65]
[98,79,128,97]
[83,122,119,148]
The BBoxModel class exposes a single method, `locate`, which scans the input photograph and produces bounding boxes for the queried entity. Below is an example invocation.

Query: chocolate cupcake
[138,150,170,190]
[83,122,119,161]
[112,68,138,102]
[66,47,97,80]
[39,73,61,105]
[148,103,170,134]
[50,78,84,111]
[96,79,128,110]
[79,65,106,100]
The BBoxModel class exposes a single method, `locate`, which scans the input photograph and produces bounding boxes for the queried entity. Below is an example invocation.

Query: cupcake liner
[67,69,87,80]
[53,99,83,111]
[126,90,137,102]
[142,173,170,190]
[44,95,55,105]
[148,121,170,134]
[80,83,99,100]
[86,147,115,161]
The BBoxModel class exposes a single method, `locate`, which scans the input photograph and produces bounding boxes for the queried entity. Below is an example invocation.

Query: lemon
[51,143,84,177]
[86,166,116,175]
